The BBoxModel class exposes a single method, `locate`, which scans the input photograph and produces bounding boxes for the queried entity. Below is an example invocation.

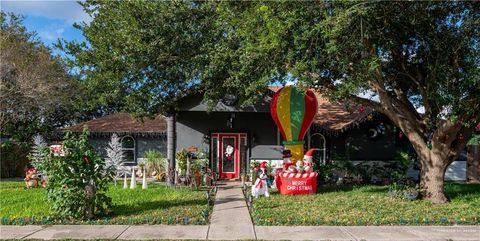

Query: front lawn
[0,181,212,225]
[252,183,480,226]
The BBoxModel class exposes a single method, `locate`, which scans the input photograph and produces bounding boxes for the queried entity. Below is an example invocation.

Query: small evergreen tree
[29,134,47,170]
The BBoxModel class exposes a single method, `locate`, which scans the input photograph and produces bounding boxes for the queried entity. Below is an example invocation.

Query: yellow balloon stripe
[277,86,292,141]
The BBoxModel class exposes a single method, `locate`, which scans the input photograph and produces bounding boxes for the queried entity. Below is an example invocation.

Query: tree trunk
[467,145,480,183]
[420,158,448,204]
[166,112,176,186]
[84,184,96,220]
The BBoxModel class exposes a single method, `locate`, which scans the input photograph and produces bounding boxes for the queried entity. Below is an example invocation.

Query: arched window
[309,133,326,164]
[121,135,136,164]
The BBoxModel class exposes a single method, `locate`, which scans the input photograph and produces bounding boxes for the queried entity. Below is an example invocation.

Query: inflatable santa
[303,149,314,173]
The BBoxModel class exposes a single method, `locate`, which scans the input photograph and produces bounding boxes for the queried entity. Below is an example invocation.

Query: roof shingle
[67,113,166,134]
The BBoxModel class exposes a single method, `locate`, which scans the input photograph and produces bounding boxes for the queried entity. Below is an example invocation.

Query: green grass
[252,183,480,226]
[0,181,212,225]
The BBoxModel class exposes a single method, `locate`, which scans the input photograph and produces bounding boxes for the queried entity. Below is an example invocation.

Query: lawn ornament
[303,149,314,173]
[130,167,137,189]
[270,86,318,162]
[296,160,305,173]
[142,167,147,189]
[282,150,293,171]
[252,161,269,198]
[123,173,128,189]
[50,145,64,156]
[25,167,40,188]
[287,165,297,173]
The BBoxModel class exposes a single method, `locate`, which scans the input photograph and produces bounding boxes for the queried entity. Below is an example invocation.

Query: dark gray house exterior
[68,88,471,181]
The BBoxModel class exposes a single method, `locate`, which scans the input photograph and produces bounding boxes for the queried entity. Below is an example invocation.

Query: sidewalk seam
[20,225,48,240]
[114,225,131,240]
[206,223,210,240]
[338,227,358,241]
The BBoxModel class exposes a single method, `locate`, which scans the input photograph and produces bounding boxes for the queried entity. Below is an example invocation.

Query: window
[309,133,326,164]
[121,135,136,164]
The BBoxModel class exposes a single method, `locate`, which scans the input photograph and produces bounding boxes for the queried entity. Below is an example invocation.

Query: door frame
[211,132,247,179]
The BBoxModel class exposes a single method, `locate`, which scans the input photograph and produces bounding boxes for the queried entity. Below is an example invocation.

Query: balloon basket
[275,172,317,195]
[283,143,304,162]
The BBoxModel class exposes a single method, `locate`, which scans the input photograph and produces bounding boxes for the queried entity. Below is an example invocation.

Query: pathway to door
[207,181,256,240]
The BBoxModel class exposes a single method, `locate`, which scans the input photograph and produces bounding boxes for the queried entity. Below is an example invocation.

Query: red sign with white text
[276,172,317,195]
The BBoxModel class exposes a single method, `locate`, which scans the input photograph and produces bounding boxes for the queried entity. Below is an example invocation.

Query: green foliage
[252,183,480,225]
[175,149,188,176]
[0,140,29,178]
[0,12,79,143]
[468,134,480,145]
[37,130,114,220]
[145,149,166,174]
[191,150,208,173]
[0,181,210,225]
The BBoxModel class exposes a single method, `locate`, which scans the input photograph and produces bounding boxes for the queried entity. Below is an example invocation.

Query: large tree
[63,1,479,202]
[59,1,221,185]
[0,12,79,142]
[211,1,480,203]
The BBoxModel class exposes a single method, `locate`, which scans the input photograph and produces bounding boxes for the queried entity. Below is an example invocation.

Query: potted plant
[145,150,166,181]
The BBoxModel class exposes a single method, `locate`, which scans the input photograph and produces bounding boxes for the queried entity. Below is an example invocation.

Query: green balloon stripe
[289,87,305,140]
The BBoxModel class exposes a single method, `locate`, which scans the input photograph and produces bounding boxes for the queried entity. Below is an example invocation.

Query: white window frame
[308,133,326,164]
[121,135,136,164]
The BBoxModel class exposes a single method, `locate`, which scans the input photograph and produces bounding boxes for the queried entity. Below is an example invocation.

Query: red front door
[212,133,246,179]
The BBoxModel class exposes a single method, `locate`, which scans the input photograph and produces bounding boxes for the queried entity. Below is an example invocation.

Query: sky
[1,0,89,52]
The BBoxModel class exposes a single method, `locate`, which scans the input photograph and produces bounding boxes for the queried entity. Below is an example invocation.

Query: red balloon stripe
[297,90,318,140]
[270,87,287,140]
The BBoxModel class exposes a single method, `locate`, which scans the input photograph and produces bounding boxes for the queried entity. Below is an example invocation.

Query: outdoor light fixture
[227,113,235,128]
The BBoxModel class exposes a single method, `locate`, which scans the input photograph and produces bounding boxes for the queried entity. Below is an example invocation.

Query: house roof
[269,86,372,133]
[66,113,167,134]
[67,87,371,135]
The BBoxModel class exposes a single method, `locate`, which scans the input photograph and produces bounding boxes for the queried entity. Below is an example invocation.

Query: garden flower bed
[251,183,480,226]
[0,181,214,225]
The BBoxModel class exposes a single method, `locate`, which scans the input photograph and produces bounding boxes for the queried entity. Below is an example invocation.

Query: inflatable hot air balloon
[270,86,318,162]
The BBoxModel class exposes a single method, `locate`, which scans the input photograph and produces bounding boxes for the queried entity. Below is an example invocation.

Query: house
[67,113,167,165]
[66,88,474,181]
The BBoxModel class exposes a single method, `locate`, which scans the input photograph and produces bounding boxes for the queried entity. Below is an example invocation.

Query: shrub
[176,149,188,176]
[145,149,166,180]
[0,140,30,178]
[37,129,114,220]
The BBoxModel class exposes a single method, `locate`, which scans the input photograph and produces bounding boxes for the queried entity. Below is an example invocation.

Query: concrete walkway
[2,224,479,240]
[1,182,480,240]
[207,181,256,240]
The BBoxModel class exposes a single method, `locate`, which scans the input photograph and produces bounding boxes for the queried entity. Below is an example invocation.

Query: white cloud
[38,24,64,41]
[1,0,91,23]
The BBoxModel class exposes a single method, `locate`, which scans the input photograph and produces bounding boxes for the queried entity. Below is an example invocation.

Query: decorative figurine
[252,161,269,198]
[25,167,40,188]
[303,149,314,173]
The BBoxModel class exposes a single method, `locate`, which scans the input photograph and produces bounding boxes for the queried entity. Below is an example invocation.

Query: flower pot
[194,172,201,187]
